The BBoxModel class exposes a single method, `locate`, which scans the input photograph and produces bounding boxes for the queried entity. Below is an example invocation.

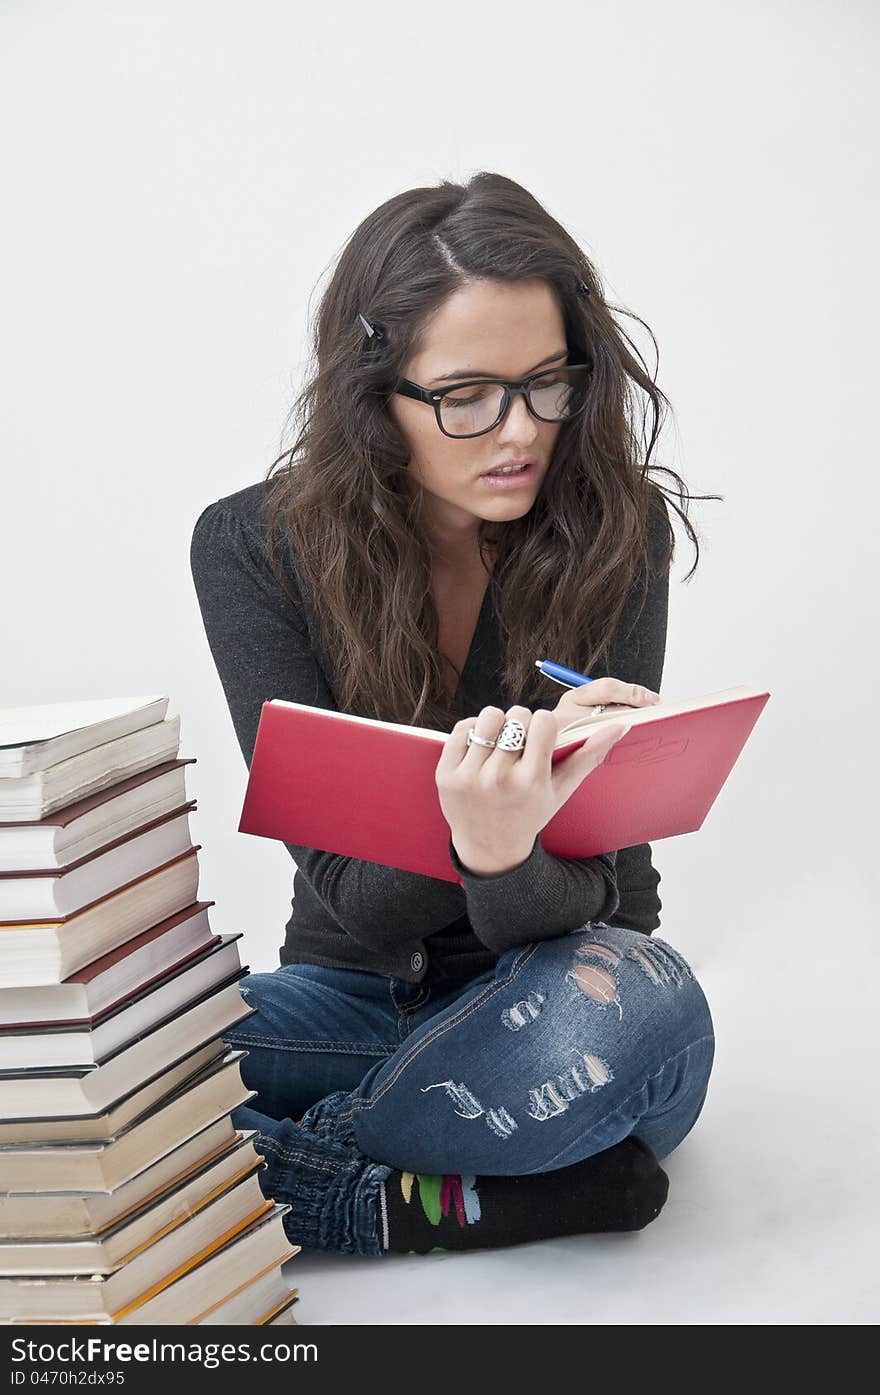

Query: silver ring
[466,728,497,748]
[588,704,606,717]
[496,718,526,751]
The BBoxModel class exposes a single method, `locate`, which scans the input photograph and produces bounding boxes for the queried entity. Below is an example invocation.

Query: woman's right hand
[551,676,660,740]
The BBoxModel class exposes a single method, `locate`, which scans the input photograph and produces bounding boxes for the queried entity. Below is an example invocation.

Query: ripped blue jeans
[225,923,715,1256]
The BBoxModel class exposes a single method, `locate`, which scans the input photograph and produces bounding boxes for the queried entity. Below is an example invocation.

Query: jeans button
[410,951,424,973]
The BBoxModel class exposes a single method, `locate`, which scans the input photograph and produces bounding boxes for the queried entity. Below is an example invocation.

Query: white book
[0,846,200,987]
[0,1206,297,1325]
[0,807,196,921]
[0,717,181,821]
[0,697,169,777]
[0,936,244,1069]
[263,1303,299,1325]
[122,1207,297,1327]
[0,1050,253,1216]
[0,760,195,872]
[0,1037,226,1144]
[0,1119,237,1238]
[0,1134,265,1274]
[0,980,252,1118]
[0,901,216,1026]
[200,1267,299,1325]
[0,1171,277,1317]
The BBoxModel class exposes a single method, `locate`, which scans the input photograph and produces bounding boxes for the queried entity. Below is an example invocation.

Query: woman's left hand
[551,676,660,740]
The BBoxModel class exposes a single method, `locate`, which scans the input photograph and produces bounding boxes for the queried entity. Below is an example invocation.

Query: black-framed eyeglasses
[393,361,593,440]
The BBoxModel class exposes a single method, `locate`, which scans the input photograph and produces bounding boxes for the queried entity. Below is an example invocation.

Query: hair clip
[358,312,385,341]
[577,280,591,299]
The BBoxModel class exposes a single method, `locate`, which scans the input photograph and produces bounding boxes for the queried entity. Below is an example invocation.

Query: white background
[2,0,877,1325]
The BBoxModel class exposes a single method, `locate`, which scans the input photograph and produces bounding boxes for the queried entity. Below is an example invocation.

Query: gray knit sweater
[189,480,670,986]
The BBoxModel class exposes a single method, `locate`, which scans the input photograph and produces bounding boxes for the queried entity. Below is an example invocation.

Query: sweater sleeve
[189,499,469,956]
[448,833,620,956]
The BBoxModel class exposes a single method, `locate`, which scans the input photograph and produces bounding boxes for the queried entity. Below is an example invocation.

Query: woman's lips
[478,462,538,489]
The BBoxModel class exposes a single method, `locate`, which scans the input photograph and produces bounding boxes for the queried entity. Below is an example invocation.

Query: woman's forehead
[412,281,566,380]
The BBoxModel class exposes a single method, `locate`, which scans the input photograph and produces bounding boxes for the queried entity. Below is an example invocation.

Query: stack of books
[0,697,300,1326]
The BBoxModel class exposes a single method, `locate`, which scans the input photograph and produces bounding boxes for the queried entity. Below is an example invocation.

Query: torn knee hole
[568,963,617,1005]
[625,939,693,986]
[574,941,621,968]
[501,990,546,1032]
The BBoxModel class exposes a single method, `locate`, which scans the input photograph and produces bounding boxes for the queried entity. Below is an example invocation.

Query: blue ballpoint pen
[533,659,594,689]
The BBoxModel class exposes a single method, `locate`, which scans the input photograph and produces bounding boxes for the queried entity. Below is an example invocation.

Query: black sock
[379,1135,669,1254]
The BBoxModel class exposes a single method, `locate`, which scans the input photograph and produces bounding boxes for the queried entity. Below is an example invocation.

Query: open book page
[270,699,449,741]
[552,684,766,748]
[0,698,168,749]
[271,686,767,748]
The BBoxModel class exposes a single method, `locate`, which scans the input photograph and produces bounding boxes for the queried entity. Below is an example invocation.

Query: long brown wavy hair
[263,172,721,732]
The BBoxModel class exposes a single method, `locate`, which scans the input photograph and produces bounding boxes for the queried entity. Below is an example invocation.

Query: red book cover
[238,687,770,884]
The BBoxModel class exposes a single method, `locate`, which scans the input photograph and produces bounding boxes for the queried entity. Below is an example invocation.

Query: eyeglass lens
[438,366,589,438]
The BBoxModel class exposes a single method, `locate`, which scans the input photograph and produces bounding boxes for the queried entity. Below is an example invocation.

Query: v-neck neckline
[455,572,495,698]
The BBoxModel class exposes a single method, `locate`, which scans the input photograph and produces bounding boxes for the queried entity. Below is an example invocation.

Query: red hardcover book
[238,685,771,884]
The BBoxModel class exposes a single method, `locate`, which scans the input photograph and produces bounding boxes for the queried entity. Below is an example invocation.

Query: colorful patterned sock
[378,1135,669,1254]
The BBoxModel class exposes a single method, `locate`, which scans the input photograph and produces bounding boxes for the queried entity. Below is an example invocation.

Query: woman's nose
[497,390,539,440]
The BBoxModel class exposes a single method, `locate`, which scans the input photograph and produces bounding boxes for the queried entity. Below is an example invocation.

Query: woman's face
[388,279,568,562]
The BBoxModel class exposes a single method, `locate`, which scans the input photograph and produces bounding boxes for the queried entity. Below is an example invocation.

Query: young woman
[190,171,718,1258]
